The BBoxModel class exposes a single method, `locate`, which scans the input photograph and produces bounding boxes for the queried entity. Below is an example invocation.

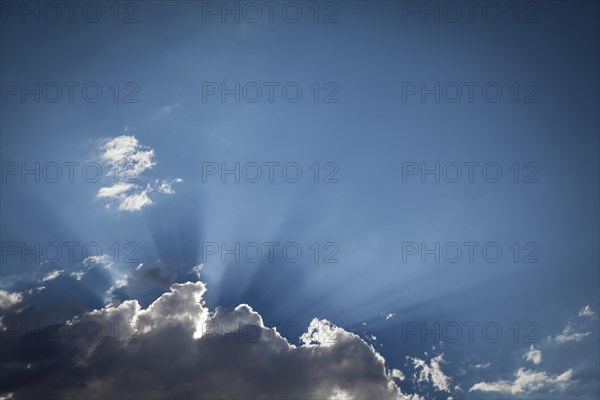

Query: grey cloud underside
[3,281,415,400]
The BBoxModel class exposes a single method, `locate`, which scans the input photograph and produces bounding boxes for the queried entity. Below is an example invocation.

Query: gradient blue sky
[1,1,599,398]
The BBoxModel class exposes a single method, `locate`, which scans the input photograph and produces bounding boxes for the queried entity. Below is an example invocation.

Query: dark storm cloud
[1,280,420,400]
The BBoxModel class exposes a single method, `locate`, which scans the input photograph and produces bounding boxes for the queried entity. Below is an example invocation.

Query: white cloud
[0,289,23,309]
[578,305,595,318]
[71,271,85,281]
[11,280,421,399]
[469,368,573,394]
[100,135,155,176]
[391,369,405,381]
[190,264,203,278]
[41,270,63,282]
[524,345,542,365]
[97,183,135,198]
[553,322,591,344]
[97,135,182,212]
[83,255,112,269]
[156,178,183,194]
[118,186,154,211]
[411,354,451,392]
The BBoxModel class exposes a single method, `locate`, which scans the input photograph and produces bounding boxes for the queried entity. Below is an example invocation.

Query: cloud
[71,271,85,281]
[578,305,595,318]
[549,306,595,344]
[2,279,420,400]
[411,353,451,393]
[0,290,23,310]
[553,322,591,344]
[100,135,155,176]
[40,270,64,282]
[83,255,113,269]
[469,368,573,394]
[96,135,182,212]
[524,345,542,365]
[467,305,594,396]
[117,185,154,211]
[97,182,135,198]
[156,178,183,194]
[153,103,180,120]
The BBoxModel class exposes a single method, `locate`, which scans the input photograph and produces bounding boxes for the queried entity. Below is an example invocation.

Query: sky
[0,1,599,399]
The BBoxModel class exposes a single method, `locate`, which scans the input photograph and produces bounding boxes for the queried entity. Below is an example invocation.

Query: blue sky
[1,1,599,399]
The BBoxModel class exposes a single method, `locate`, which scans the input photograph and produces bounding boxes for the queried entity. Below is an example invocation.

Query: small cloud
[0,289,23,310]
[100,135,155,176]
[153,103,180,120]
[97,135,182,212]
[554,322,591,344]
[524,345,542,365]
[578,305,595,318]
[118,186,154,212]
[24,286,45,295]
[41,270,64,282]
[390,368,405,381]
[191,264,203,278]
[550,306,594,344]
[83,255,112,269]
[71,271,85,281]
[98,183,135,198]
[156,178,183,195]
[469,368,573,394]
[472,363,491,369]
[411,353,451,393]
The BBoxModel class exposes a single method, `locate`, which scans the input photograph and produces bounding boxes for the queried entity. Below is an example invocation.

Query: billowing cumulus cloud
[1,279,421,400]
[97,135,182,212]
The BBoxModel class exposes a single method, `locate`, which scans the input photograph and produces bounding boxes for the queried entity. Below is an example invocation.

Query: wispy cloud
[411,353,451,393]
[469,368,573,394]
[551,306,594,344]
[41,270,64,282]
